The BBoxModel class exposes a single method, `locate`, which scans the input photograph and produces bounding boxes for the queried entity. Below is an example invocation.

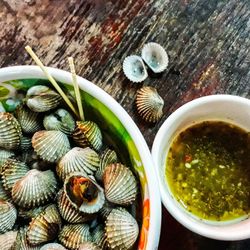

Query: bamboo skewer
[68,57,85,121]
[25,46,79,118]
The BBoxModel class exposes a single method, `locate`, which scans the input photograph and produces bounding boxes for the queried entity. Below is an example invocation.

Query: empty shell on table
[141,42,169,73]
[79,242,101,250]
[0,230,18,250]
[64,172,105,214]
[0,112,22,150]
[26,85,62,112]
[43,108,75,135]
[32,130,71,163]
[73,121,103,151]
[58,224,92,250]
[0,199,17,233]
[40,243,67,250]
[12,169,58,208]
[57,147,100,181]
[123,55,148,83]
[136,86,164,123]
[105,208,139,250]
[103,163,138,206]
[27,204,62,245]
[15,104,42,134]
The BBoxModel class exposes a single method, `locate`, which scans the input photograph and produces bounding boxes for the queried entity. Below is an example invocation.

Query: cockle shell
[123,55,148,83]
[15,104,42,134]
[72,121,103,151]
[0,149,15,169]
[105,208,139,250]
[18,205,48,220]
[57,147,100,181]
[12,169,58,208]
[95,148,118,182]
[26,85,62,112]
[135,86,164,123]
[92,224,108,249]
[40,243,67,250]
[0,230,18,250]
[43,108,75,135]
[141,42,169,73]
[1,158,29,193]
[0,199,17,233]
[27,204,62,245]
[20,136,32,151]
[103,163,138,206]
[32,130,70,163]
[0,179,11,201]
[57,189,95,224]
[79,242,101,250]
[58,224,92,250]
[0,112,22,150]
[64,172,105,214]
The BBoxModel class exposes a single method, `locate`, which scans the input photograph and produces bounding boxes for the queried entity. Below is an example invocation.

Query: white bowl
[0,65,161,250]
[152,95,250,240]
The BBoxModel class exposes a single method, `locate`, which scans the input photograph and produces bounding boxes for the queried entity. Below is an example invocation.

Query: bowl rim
[152,94,250,240]
[0,65,162,250]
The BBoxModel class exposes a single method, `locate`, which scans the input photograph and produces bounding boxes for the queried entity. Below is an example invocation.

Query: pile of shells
[0,84,140,250]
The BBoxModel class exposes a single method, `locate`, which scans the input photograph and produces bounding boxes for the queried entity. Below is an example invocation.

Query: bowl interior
[0,77,150,249]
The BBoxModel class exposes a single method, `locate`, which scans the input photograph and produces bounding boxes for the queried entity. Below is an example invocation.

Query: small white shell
[136,86,164,123]
[0,230,18,250]
[0,200,17,233]
[123,55,148,83]
[141,42,169,73]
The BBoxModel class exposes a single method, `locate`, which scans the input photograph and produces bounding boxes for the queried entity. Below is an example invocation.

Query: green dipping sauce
[166,121,250,222]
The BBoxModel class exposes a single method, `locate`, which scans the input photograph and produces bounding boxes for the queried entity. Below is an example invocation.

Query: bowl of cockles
[0,47,161,250]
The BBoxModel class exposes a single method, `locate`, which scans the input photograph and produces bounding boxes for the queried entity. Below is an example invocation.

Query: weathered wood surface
[0,0,250,249]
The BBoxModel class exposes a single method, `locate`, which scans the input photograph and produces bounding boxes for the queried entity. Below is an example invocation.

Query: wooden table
[1,0,250,249]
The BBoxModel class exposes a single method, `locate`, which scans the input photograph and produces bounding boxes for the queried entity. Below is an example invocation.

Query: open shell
[0,149,15,170]
[103,163,138,206]
[26,85,62,112]
[57,147,100,181]
[105,208,139,250]
[136,86,164,123]
[32,130,71,163]
[123,55,148,83]
[95,148,118,182]
[27,204,62,245]
[40,243,67,250]
[57,189,95,224]
[79,242,101,250]
[0,200,17,233]
[64,172,105,214]
[141,42,169,73]
[1,158,29,193]
[72,121,103,151]
[12,169,58,208]
[58,224,92,250]
[43,108,75,135]
[0,230,18,250]
[0,112,22,150]
[15,104,42,134]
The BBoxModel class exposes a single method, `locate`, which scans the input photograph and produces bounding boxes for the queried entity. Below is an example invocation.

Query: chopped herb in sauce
[166,121,250,221]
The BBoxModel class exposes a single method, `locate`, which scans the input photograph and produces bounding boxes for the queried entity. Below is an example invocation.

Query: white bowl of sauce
[152,95,250,240]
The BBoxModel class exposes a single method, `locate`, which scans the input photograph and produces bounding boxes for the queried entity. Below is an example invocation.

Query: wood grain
[0,0,250,249]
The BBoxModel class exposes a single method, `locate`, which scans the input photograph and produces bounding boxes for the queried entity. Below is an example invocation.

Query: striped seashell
[92,224,108,249]
[0,112,22,150]
[72,121,102,151]
[141,42,169,73]
[136,86,164,123]
[27,204,62,245]
[0,179,11,201]
[57,189,96,224]
[32,130,70,163]
[57,147,100,181]
[105,208,139,250]
[0,149,15,170]
[1,158,29,193]
[95,148,118,182]
[0,199,17,233]
[99,200,116,220]
[58,224,92,250]
[64,172,105,214]
[18,205,48,220]
[0,230,18,250]
[26,85,62,112]
[103,163,138,206]
[43,108,75,135]
[15,104,42,134]
[12,169,58,209]
[79,242,101,250]
[20,136,32,151]
[40,243,67,250]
